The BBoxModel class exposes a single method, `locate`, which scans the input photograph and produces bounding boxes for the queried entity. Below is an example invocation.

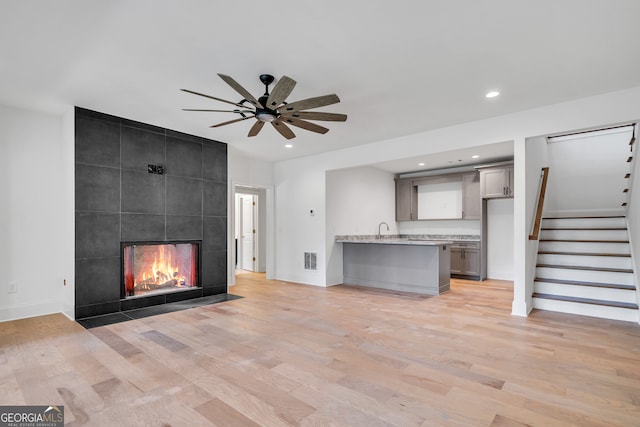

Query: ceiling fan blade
[271,120,296,139]
[280,117,329,134]
[279,111,347,122]
[217,74,262,108]
[280,94,340,113]
[265,75,296,109]
[180,89,249,109]
[210,116,252,128]
[248,120,265,137]
[182,109,254,114]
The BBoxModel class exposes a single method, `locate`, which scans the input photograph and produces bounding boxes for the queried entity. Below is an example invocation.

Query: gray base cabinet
[342,242,451,295]
[450,242,480,279]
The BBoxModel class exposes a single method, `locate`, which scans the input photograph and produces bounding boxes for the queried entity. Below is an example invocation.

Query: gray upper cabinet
[396,172,481,221]
[480,165,514,198]
[462,172,481,219]
[395,178,416,221]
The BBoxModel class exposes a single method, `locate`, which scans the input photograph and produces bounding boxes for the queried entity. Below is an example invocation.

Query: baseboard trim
[0,301,61,322]
[512,297,532,317]
[61,303,75,321]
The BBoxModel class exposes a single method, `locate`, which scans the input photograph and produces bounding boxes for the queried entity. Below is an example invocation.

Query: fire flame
[136,245,187,289]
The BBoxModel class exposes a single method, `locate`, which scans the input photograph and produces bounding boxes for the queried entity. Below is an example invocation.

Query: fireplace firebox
[122,241,201,298]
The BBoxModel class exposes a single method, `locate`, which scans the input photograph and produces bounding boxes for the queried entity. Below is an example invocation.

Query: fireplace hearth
[122,241,201,298]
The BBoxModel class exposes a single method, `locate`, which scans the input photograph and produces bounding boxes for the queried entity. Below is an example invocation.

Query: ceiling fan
[181,74,347,139]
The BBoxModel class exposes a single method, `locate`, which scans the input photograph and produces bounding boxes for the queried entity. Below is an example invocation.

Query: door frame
[230,182,274,285]
[237,193,257,271]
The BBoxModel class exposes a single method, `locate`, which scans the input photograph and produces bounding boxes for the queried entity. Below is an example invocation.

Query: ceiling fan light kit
[255,111,277,122]
[182,73,347,139]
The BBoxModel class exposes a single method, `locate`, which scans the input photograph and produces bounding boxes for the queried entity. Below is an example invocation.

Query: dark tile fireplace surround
[75,107,227,319]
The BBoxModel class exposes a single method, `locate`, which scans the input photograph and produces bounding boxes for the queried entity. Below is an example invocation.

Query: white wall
[486,199,514,280]
[325,166,397,285]
[274,86,640,319]
[255,187,268,273]
[545,130,631,216]
[228,146,275,186]
[61,108,75,319]
[326,167,398,236]
[275,163,327,285]
[0,104,72,321]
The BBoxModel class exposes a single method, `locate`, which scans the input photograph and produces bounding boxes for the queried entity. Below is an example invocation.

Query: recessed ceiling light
[418,162,425,166]
[285,144,293,148]
[472,155,479,159]
[485,91,500,98]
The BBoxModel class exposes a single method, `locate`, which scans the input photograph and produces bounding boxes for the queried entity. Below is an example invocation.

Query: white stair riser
[538,241,630,255]
[535,267,634,285]
[533,282,637,303]
[540,229,628,241]
[542,218,626,229]
[537,254,632,269]
[532,298,639,322]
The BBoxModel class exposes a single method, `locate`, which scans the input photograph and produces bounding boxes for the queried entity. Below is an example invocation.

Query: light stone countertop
[335,234,479,245]
[335,236,453,246]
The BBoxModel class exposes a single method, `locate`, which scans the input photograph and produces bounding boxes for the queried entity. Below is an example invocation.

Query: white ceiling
[372,141,514,174]
[2,1,640,169]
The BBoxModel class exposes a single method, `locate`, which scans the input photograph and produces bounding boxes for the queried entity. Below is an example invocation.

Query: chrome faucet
[377,222,389,239]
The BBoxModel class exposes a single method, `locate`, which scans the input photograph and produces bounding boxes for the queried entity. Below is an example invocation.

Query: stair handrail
[623,126,636,211]
[529,167,550,240]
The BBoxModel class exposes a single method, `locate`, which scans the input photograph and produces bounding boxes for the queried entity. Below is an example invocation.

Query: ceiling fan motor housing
[255,74,280,122]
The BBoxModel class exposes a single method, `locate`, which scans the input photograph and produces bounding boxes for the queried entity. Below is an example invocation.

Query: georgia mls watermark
[0,406,64,427]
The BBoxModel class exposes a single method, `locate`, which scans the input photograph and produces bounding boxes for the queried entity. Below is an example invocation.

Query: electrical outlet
[8,281,17,293]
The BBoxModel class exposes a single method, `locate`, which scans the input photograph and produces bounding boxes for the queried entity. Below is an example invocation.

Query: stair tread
[536,264,633,273]
[533,293,638,309]
[539,239,629,243]
[538,251,631,257]
[541,227,627,230]
[534,277,636,290]
[542,216,625,219]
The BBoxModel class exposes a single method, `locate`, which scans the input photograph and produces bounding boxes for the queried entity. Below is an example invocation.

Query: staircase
[532,216,639,322]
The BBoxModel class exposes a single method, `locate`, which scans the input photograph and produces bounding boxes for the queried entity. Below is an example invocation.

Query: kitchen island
[335,236,452,295]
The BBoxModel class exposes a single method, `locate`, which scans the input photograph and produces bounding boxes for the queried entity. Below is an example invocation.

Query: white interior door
[241,195,255,271]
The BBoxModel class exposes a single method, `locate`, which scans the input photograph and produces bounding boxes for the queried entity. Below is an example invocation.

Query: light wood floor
[1,274,640,426]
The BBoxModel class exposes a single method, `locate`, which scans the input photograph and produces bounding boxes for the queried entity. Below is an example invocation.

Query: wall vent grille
[304,252,317,270]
